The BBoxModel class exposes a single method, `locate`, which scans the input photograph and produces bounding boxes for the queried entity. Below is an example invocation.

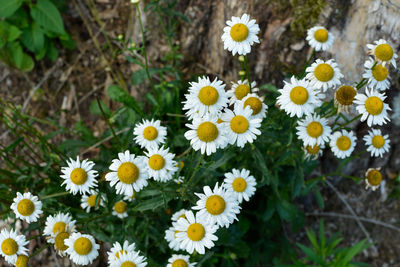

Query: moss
[289,0,326,36]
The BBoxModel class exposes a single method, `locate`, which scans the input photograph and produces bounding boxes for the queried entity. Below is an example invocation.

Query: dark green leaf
[30,0,66,35]
[107,85,144,115]
[0,0,23,18]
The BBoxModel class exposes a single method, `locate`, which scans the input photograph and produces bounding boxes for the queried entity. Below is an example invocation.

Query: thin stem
[332,114,362,131]
[136,4,155,90]
[40,192,69,200]
[182,153,204,195]
[96,96,121,148]
[29,244,51,259]
[244,55,252,91]
[299,49,315,78]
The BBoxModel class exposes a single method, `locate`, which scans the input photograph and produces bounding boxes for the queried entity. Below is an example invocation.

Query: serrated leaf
[0,0,23,18]
[30,0,65,35]
[21,23,44,54]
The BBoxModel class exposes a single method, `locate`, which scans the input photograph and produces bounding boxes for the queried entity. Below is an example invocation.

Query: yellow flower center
[52,222,67,235]
[290,86,309,105]
[306,145,320,155]
[179,161,184,169]
[232,177,247,192]
[114,201,127,214]
[374,43,394,61]
[230,115,249,134]
[172,259,188,267]
[372,135,385,148]
[235,84,250,100]
[17,199,35,216]
[16,255,29,267]
[88,194,99,207]
[314,28,329,42]
[1,238,18,256]
[115,249,126,258]
[230,23,249,42]
[314,63,334,82]
[198,86,219,106]
[365,96,383,115]
[336,136,351,151]
[306,121,323,138]
[74,237,92,255]
[336,85,356,106]
[187,223,205,241]
[121,261,137,267]
[148,154,165,170]
[54,232,69,251]
[244,97,262,115]
[117,162,139,184]
[372,64,388,81]
[70,168,88,185]
[367,170,382,186]
[197,122,219,142]
[143,126,158,141]
[206,195,226,215]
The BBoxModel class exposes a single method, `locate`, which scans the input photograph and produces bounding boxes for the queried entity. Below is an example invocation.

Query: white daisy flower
[329,130,357,159]
[11,192,42,223]
[363,58,390,91]
[133,119,167,150]
[15,255,29,267]
[334,85,357,113]
[112,201,128,219]
[193,183,241,228]
[105,150,149,196]
[65,232,99,265]
[305,59,343,92]
[303,143,325,160]
[167,254,196,267]
[60,156,98,195]
[221,14,260,56]
[110,250,147,267]
[183,76,229,119]
[306,26,334,51]
[43,213,76,243]
[223,168,256,203]
[221,104,262,148]
[52,227,76,256]
[175,210,218,254]
[80,189,105,213]
[184,114,228,155]
[354,88,391,127]
[296,114,332,147]
[227,80,258,105]
[174,176,185,185]
[367,39,398,68]
[144,146,178,182]
[277,76,322,118]
[172,209,188,222]
[164,225,182,251]
[240,93,268,120]
[123,192,137,202]
[363,129,390,157]
[0,229,28,265]
[365,168,383,191]
[107,240,136,265]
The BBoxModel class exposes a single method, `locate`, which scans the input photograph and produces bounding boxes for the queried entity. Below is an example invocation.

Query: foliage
[0,0,74,71]
[0,0,371,266]
[289,220,370,267]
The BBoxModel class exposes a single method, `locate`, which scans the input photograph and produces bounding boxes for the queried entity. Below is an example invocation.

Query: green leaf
[133,196,166,212]
[30,0,66,35]
[19,53,34,72]
[21,23,45,54]
[130,68,159,86]
[89,99,111,117]
[107,85,144,115]
[7,25,21,42]
[47,41,58,61]
[0,0,23,18]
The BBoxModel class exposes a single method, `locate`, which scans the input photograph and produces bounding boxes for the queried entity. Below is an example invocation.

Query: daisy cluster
[278,26,397,191]
[165,169,256,254]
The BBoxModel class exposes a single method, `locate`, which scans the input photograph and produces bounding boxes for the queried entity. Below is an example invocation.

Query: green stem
[299,49,315,79]
[332,114,362,131]
[183,153,204,194]
[77,212,111,224]
[244,55,252,91]
[136,4,155,90]
[29,244,51,259]
[96,97,121,148]
[27,234,42,241]
[40,192,69,200]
